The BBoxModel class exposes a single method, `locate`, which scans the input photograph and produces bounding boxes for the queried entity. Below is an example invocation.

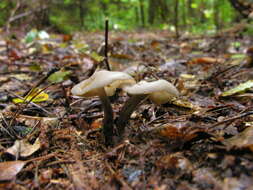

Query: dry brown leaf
[179,42,192,54]
[90,118,102,129]
[224,127,253,150]
[156,153,193,171]
[6,138,41,157]
[0,161,26,181]
[155,124,199,142]
[188,57,223,65]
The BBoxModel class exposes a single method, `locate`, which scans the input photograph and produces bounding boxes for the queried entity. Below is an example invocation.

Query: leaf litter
[0,30,253,189]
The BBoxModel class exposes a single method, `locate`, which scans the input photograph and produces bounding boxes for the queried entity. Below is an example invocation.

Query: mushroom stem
[116,94,148,137]
[98,88,114,146]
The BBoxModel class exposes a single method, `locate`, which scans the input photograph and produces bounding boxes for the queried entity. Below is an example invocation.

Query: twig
[8,83,55,128]
[104,18,111,71]
[208,111,253,131]
[6,90,53,116]
[105,161,132,190]
[23,67,59,97]
[0,113,14,138]
[6,0,21,32]
[7,5,48,24]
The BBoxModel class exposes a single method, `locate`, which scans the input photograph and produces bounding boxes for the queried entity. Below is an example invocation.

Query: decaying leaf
[6,138,41,157]
[14,114,59,128]
[0,161,26,181]
[221,80,253,97]
[224,127,253,150]
[10,74,32,81]
[156,152,193,171]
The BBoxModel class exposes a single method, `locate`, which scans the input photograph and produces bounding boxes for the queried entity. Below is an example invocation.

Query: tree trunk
[78,0,85,28]
[148,0,155,25]
[139,0,145,27]
[174,0,179,38]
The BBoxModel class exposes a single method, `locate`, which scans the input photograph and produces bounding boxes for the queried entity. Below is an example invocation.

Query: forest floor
[0,29,253,190]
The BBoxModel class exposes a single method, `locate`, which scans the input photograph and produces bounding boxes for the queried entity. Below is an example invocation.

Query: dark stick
[208,111,253,131]
[116,94,148,139]
[23,67,59,97]
[104,18,111,71]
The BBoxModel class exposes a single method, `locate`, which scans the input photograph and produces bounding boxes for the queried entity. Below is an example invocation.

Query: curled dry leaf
[0,161,26,181]
[6,138,41,158]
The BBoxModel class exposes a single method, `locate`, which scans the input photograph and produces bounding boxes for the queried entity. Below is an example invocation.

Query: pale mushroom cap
[71,70,136,97]
[123,80,179,104]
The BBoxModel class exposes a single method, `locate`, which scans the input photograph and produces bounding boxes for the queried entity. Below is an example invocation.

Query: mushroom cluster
[71,70,179,146]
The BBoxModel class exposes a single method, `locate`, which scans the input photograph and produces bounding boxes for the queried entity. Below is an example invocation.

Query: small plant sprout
[116,80,179,138]
[71,70,136,146]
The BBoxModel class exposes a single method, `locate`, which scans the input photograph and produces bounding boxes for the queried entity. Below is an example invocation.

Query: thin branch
[104,18,111,71]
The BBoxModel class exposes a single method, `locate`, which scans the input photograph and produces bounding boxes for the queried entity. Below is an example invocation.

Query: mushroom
[71,70,135,146]
[116,80,179,138]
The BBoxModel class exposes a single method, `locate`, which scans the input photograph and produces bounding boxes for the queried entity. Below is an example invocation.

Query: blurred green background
[1,0,253,34]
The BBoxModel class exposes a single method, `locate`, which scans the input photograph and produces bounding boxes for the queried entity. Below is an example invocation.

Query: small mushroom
[116,80,179,138]
[71,70,135,146]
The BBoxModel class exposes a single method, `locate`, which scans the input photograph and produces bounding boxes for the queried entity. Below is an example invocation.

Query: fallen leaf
[90,118,102,129]
[90,52,104,62]
[224,127,253,150]
[62,34,72,42]
[48,70,71,83]
[188,57,223,65]
[221,80,253,97]
[6,138,41,157]
[0,161,26,181]
[156,153,193,171]
[180,42,192,54]
[12,88,49,103]
[24,29,38,43]
[29,62,42,72]
[150,124,202,143]
[172,98,200,110]
[111,53,133,60]
[10,74,32,81]
[230,53,246,59]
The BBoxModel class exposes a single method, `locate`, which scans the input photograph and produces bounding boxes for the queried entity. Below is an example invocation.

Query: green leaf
[24,29,38,43]
[232,42,241,48]
[48,70,71,83]
[221,80,253,97]
[191,3,198,9]
[231,54,246,59]
[29,63,42,72]
[90,52,104,62]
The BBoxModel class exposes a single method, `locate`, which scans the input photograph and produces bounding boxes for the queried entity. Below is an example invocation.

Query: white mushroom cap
[71,70,136,97]
[123,80,179,104]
